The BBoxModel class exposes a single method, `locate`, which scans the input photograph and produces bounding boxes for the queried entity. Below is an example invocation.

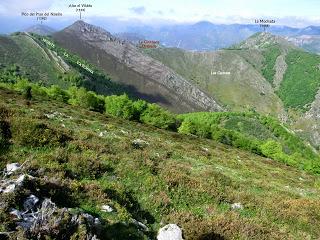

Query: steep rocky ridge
[53,21,223,113]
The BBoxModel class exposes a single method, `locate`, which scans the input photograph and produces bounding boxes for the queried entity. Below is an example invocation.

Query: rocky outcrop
[273,53,287,90]
[53,21,223,113]
[0,163,100,239]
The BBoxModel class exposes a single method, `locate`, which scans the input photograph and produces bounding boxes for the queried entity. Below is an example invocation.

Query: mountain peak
[62,20,116,41]
[235,31,296,50]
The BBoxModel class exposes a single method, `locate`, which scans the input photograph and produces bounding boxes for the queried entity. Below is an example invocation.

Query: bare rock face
[53,21,223,113]
[273,53,287,91]
[157,224,183,240]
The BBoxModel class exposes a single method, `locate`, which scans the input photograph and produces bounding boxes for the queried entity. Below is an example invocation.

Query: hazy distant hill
[114,32,145,45]
[24,25,56,36]
[122,21,320,52]
[286,35,320,54]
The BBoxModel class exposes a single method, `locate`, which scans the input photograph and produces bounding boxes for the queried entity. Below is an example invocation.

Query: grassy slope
[1,88,320,239]
[0,34,66,86]
[144,48,285,117]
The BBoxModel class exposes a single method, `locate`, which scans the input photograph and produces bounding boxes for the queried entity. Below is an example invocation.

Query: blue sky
[0,0,319,27]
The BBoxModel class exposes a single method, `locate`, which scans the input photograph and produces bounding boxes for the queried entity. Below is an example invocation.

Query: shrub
[31,84,48,97]
[211,127,235,146]
[68,87,104,112]
[132,99,148,120]
[66,152,109,180]
[178,120,197,135]
[46,85,70,103]
[105,94,135,120]
[140,103,178,130]
[260,140,283,158]
[14,79,32,100]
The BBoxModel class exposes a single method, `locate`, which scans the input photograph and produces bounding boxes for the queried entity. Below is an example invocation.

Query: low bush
[66,152,109,180]
[11,117,71,147]
[132,99,148,120]
[46,85,70,103]
[178,120,197,135]
[105,94,135,120]
[68,87,104,113]
[260,140,282,158]
[140,103,178,130]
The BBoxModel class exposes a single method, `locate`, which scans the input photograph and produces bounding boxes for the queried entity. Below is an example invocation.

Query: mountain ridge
[52,20,224,113]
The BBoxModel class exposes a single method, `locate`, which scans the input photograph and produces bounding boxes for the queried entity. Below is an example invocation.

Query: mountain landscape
[118,21,320,53]
[144,32,320,146]
[19,21,320,54]
[1,15,320,240]
[52,21,223,113]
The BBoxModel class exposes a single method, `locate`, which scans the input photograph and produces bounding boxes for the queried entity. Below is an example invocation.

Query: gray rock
[132,139,149,149]
[23,194,39,211]
[132,218,149,231]
[9,208,23,219]
[6,163,21,175]
[1,183,16,193]
[0,174,33,193]
[157,224,183,240]
[231,202,243,210]
[101,204,113,212]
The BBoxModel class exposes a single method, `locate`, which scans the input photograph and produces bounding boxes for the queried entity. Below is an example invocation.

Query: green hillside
[1,83,320,239]
[0,33,65,86]
[144,47,286,117]
[178,112,319,172]
[278,49,320,109]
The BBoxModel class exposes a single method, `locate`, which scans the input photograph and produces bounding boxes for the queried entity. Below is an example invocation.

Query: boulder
[157,224,183,240]
[0,174,33,193]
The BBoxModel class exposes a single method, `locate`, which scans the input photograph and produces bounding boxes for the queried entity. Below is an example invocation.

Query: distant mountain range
[22,21,320,53]
[119,21,320,53]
